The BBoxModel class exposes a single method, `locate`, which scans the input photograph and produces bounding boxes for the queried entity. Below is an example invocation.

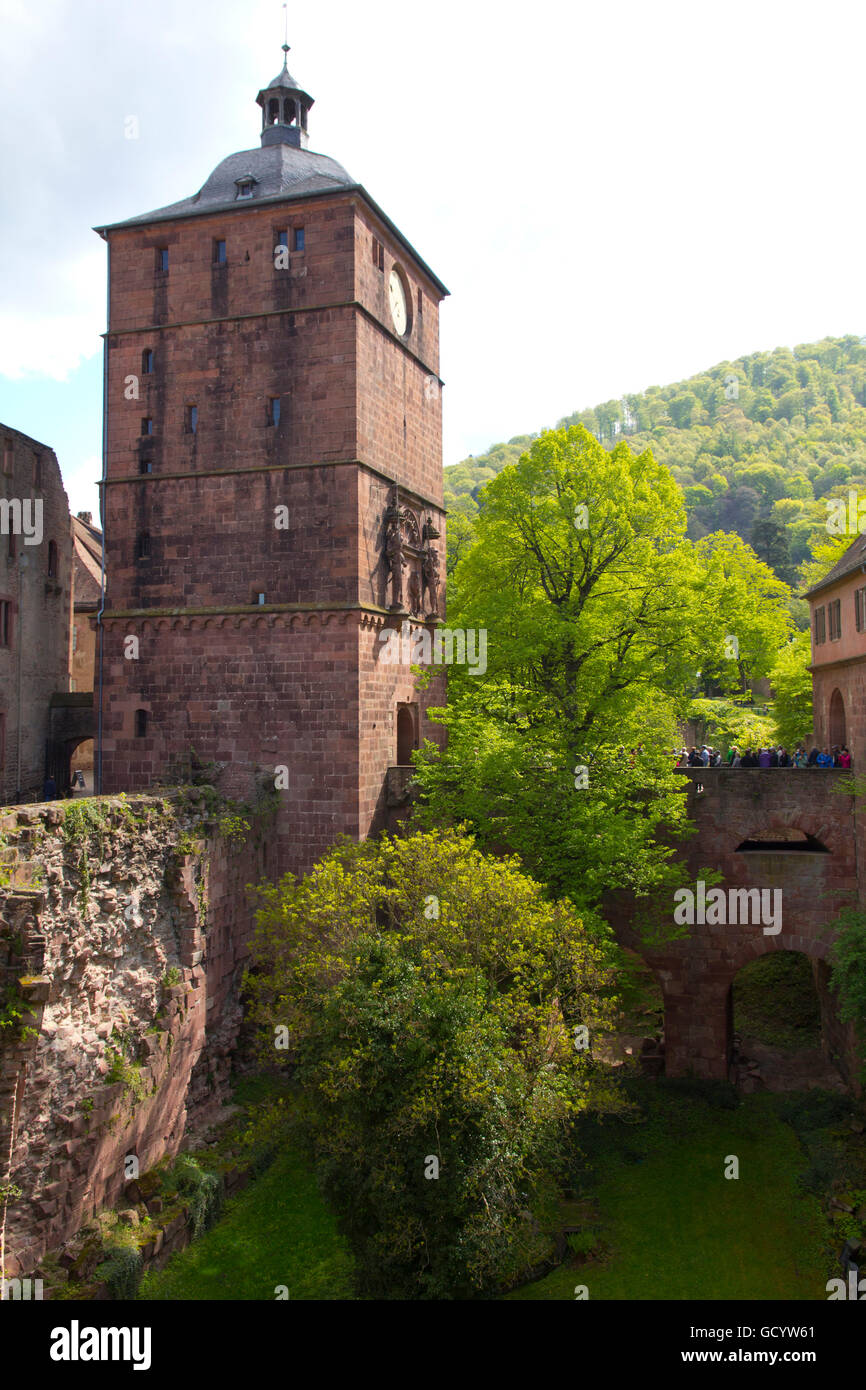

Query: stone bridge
[611,768,863,1088]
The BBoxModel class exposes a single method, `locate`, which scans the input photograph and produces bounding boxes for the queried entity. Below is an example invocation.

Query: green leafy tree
[827,908,866,1078]
[692,533,793,695]
[245,828,622,1298]
[748,516,795,584]
[769,630,813,747]
[415,425,754,930]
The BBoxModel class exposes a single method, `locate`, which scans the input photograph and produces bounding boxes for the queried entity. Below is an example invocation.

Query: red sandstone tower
[95,45,448,873]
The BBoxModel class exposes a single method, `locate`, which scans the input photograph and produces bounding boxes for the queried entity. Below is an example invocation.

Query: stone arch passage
[69,738,94,795]
[725,948,843,1091]
[829,687,846,747]
[396,705,417,765]
[608,768,862,1089]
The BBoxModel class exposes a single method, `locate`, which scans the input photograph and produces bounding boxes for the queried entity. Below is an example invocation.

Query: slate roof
[96,143,356,232]
[804,531,866,598]
[72,514,103,608]
[260,61,305,92]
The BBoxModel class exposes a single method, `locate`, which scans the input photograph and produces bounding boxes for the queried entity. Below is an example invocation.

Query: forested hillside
[445,335,866,588]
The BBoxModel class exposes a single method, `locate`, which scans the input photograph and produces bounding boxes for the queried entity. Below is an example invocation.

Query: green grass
[137,1146,354,1301]
[507,1084,829,1301]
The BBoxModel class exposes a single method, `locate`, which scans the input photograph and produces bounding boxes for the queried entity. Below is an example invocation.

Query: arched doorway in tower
[396,704,418,766]
[829,688,846,748]
[725,949,844,1091]
[68,738,94,797]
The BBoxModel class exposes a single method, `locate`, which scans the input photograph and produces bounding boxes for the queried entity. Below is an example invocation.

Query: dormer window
[236,177,256,200]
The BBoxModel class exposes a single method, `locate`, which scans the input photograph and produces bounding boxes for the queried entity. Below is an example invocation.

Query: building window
[213,239,227,265]
[275,228,288,251]
[72,624,78,653]
[255,592,266,605]
[814,605,826,645]
[267,397,281,427]
[186,404,198,434]
[141,417,153,436]
[7,530,15,560]
[47,540,58,578]
[139,459,152,474]
[0,601,11,646]
[855,585,866,632]
[2,446,12,476]
[236,180,254,199]
[293,227,305,251]
[828,597,841,641]
[417,288,423,317]
[156,248,169,272]
[142,348,154,374]
[283,98,296,124]
[372,236,384,271]
[136,532,151,560]
[134,709,148,738]
[268,97,279,125]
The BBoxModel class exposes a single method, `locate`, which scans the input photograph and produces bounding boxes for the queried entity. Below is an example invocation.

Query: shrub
[96,1245,143,1300]
[170,1155,223,1238]
[246,826,623,1298]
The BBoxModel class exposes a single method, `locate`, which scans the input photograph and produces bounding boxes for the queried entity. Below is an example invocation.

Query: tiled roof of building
[72,513,102,608]
[805,532,866,598]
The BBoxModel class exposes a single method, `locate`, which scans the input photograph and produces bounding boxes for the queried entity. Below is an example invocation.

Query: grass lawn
[508,1085,829,1301]
[137,1145,354,1301]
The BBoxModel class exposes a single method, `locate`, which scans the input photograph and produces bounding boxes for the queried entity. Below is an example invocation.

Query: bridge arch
[609,768,862,1092]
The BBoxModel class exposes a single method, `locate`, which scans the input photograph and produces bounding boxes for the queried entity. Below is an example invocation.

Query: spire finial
[282,4,289,63]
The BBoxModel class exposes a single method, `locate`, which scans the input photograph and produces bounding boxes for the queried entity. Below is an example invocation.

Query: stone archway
[607,768,862,1091]
[829,688,846,747]
[68,738,94,795]
[724,948,843,1091]
[396,704,417,765]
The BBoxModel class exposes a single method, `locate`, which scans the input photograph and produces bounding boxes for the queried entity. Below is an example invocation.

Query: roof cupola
[256,44,313,149]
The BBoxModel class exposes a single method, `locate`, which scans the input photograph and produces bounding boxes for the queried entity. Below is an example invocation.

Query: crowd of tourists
[675,745,852,769]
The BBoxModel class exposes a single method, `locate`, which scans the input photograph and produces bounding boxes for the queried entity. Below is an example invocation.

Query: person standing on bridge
[758,748,771,768]
[816,748,834,768]
[778,748,791,767]
[839,746,852,769]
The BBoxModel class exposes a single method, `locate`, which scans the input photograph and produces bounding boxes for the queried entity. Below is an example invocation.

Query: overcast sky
[1,0,865,518]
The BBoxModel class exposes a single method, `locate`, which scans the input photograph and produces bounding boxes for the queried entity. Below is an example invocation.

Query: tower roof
[97,142,356,230]
[258,52,307,98]
[93,46,450,295]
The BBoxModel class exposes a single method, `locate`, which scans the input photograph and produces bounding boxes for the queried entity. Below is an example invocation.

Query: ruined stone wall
[0,790,267,1276]
[0,424,73,802]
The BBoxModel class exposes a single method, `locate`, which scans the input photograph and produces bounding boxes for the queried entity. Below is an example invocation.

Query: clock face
[388,269,407,335]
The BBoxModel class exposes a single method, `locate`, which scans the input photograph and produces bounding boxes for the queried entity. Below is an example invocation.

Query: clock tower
[95,45,448,874]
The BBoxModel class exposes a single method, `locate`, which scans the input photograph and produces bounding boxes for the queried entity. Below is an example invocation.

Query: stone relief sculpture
[385,518,406,611]
[383,486,441,619]
[421,544,440,619]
